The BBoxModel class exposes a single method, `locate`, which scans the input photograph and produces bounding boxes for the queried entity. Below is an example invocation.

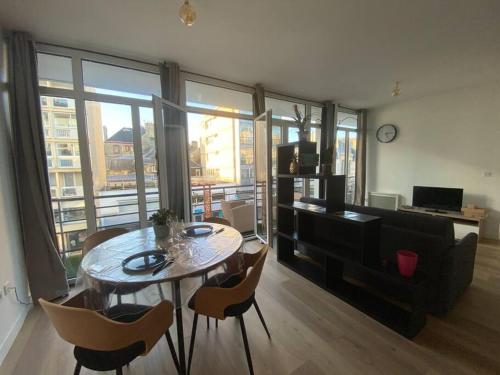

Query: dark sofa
[300,198,478,315]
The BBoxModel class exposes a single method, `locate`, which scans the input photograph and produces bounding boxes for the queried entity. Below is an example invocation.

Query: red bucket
[396,250,418,277]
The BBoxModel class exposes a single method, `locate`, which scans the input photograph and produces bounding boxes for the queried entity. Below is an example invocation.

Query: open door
[254,110,273,243]
[153,95,192,220]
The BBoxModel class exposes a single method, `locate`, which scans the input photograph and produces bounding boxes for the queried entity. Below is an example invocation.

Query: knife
[152,260,174,276]
[209,227,224,237]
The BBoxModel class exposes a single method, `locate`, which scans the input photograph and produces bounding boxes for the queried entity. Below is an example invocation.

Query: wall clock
[376,124,398,143]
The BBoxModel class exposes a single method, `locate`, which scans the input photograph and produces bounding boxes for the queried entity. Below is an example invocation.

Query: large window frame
[336,106,359,204]
[36,43,360,261]
[37,44,161,259]
[180,72,256,222]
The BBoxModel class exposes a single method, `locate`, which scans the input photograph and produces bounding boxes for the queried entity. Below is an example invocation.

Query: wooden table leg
[172,280,186,374]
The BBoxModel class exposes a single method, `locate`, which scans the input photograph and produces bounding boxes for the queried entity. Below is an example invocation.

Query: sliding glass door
[254,111,273,243]
[336,111,358,204]
[182,76,256,231]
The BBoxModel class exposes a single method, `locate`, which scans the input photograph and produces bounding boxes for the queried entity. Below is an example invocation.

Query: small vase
[289,159,298,174]
[153,224,170,239]
[396,250,418,277]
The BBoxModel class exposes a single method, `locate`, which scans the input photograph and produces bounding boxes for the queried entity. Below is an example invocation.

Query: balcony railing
[52,177,355,279]
[51,185,257,278]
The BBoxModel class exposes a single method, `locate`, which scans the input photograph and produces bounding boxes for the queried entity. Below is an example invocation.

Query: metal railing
[190,183,257,221]
[51,184,258,254]
[52,177,355,278]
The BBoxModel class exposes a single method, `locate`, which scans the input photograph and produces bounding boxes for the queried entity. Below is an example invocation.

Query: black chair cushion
[73,304,150,371]
[188,273,254,317]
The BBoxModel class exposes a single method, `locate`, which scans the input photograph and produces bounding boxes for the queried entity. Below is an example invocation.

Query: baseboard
[0,304,31,366]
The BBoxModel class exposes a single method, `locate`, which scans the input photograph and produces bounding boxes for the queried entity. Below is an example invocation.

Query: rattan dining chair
[39,291,180,375]
[187,245,270,375]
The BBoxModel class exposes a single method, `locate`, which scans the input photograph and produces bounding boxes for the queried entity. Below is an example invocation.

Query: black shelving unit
[276,143,428,338]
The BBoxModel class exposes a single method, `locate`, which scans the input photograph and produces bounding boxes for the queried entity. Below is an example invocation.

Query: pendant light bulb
[392,81,401,97]
[179,0,197,26]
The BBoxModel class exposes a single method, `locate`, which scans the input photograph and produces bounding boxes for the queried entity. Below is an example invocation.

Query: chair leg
[117,294,122,305]
[157,283,165,300]
[74,362,81,375]
[116,368,123,375]
[206,316,210,329]
[165,330,180,373]
[239,315,254,375]
[253,300,271,339]
[216,318,218,328]
[187,313,199,375]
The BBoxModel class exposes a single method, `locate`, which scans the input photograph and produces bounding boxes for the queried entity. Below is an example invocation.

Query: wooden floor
[1,239,499,375]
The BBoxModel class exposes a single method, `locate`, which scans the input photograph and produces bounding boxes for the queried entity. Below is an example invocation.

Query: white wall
[367,82,500,240]
[0,30,31,365]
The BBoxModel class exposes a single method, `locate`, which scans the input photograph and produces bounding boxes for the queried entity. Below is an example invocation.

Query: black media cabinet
[276,144,428,338]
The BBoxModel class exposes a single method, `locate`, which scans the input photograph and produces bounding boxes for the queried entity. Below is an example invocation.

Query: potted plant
[321,146,334,176]
[149,208,177,239]
[292,104,311,142]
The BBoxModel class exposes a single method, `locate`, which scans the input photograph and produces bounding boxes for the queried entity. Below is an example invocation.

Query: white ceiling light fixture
[179,0,197,26]
[391,81,401,97]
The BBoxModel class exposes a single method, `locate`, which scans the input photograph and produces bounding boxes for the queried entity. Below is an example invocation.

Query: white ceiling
[1,0,499,108]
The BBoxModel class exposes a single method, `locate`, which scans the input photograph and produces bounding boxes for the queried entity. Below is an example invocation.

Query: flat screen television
[412,186,463,212]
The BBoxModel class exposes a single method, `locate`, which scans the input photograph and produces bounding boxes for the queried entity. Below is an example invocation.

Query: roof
[106,127,145,143]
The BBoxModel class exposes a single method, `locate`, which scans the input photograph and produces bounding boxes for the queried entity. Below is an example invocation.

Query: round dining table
[80,223,244,375]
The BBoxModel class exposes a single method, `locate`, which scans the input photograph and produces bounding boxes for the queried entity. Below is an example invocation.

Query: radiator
[367,192,400,210]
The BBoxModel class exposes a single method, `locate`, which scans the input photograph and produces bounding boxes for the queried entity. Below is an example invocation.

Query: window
[38,46,162,280]
[49,173,56,187]
[42,112,49,126]
[311,106,322,125]
[85,101,141,229]
[56,143,73,156]
[336,111,358,204]
[53,98,71,108]
[82,60,161,100]
[186,78,255,219]
[63,172,75,187]
[265,97,305,121]
[140,107,159,216]
[59,159,74,167]
[186,80,253,115]
[54,113,77,127]
[38,53,73,90]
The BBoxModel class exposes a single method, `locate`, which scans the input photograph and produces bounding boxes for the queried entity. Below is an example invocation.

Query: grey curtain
[159,62,189,220]
[7,31,68,301]
[354,110,367,206]
[253,84,265,116]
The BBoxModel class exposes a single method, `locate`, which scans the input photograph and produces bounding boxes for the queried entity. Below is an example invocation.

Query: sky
[99,102,154,138]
